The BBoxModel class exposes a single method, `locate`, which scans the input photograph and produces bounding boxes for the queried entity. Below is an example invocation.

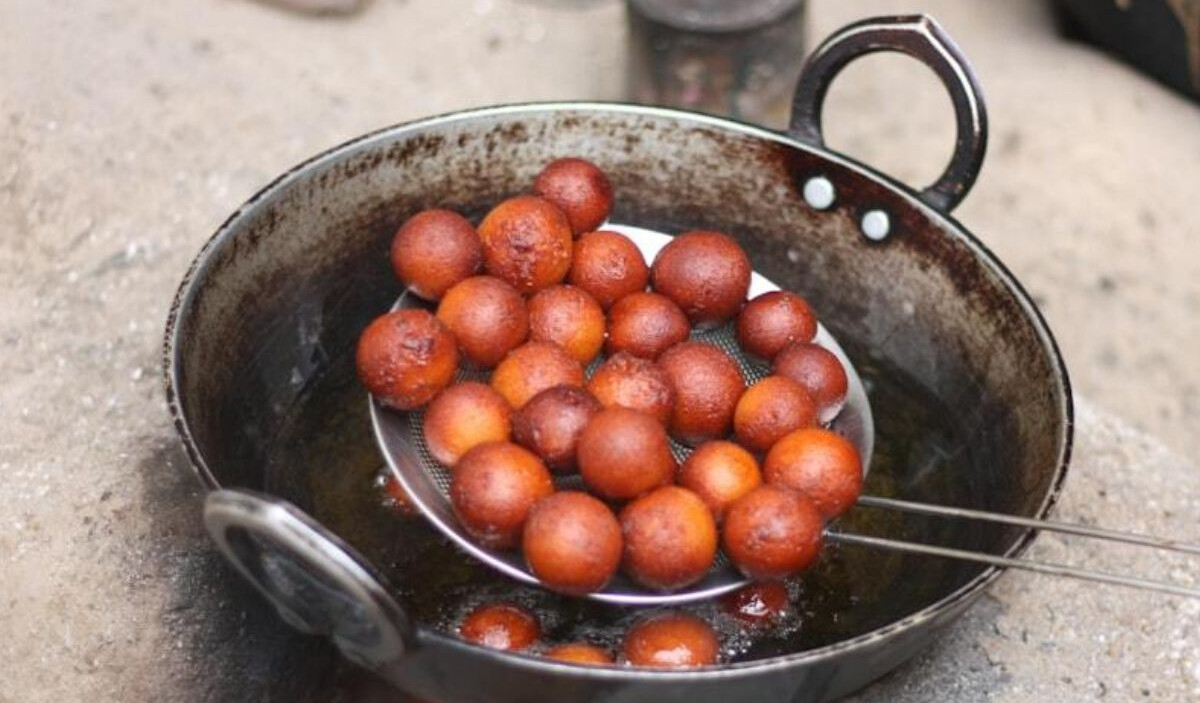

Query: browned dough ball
[436,275,529,368]
[522,492,623,595]
[532,157,614,236]
[677,440,762,523]
[510,385,601,472]
[606,291,690,360]
[622,613,719,669]
[544,642,614,666]
[763,427,863,520]
[576,407,675,501]
[737,291,817,361]
[720,581,790,626]
[650,231,751,327]
[568,230,649,309]
[421,382,512,467]
[733,375,817,452]
[459,602,540,651]
[527,284,606,365]
[356,309,458,410]
[478,195,574,294]
[490,341,585,409]
[586,352,675,426]
[657,341,745,445]
[723,485,824,580]
[773,342,850,422]
[390,209,483,301]
[450,442,554,550]
[619,486,718,591]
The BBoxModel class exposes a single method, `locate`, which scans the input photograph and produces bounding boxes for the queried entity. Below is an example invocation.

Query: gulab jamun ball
[606,291,690,360]
[450,442,554,550]
[477,195,573,294]
[356,309,458,410]
[576,407,675,501]
[650,231,751,327]
[620,486,718,590]
[586,352,675,426]
[545,642,614,666]
[490,341,585,409]
[723,485,824,580]
[773,342,850,422]
[523,492,623,595]
[532,157,614,236]
[622,613,719,669]
[422,382,511,468]
[527,284,606,365]
[763,427,863,520]
[657,341,745,445]
[677,441,761,523]
[736,291,817,361]
[720,581,790,626]
[459,602,540,652]
[733,375,817,453]
[568,230,649,309]
[436,275,528,368]
[390,209,482,301]
[510,385,601,472]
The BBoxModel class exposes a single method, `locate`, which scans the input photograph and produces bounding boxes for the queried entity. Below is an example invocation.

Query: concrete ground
[0,0,1197,701]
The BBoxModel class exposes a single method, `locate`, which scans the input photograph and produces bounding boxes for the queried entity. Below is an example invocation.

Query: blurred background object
[253,0,369,15]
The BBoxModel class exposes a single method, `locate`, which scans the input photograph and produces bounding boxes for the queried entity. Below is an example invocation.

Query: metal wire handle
[829,495,1200,599]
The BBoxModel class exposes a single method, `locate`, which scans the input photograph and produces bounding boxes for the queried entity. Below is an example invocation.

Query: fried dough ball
[478,195,573,294]
[620,486,718,590]
[568,230,649,309]
[422,382,512,467]
[732,375,817,452]
[459,602,540,651]
[390,209,482,301]
[720,581,790,626]
[532,158,614,236]
[623,613,719,669]
[527,284,606,365]
[736,291,817,361]
[722,485,824,580]
[544,643,614,666]
[510,385,601,472]
[650,231,751,327]
[762,427,863,520]
[576,407,675,501]
[436,275,529,368]
[657,341,744,445]
[586,352,675,426]
[523,492,623,595]
[773,342,850,423]
[606,291,690,360]
[356,309,458,410]
[450,442,554,550]
[490,341,585,409]
[677,441,761,523]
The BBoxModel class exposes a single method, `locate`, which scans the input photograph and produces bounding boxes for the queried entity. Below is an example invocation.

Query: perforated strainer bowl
[369,223,875,605]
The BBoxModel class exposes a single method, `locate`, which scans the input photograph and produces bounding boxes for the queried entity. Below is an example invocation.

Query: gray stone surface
[0,0,1198,701]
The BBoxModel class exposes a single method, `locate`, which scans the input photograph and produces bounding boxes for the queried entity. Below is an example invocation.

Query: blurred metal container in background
[625,0,807,126]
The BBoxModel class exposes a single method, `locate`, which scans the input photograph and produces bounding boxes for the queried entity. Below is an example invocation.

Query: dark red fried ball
[545,642,614,666]
[657,341,745,445]
[773,342,850,422]
[532,158,614,236]
[622,613,719,669]
[720,581,790,626]
[459,602,540,651]
[576,407,675,501]
[490,341,585,409]
[677,440,761,523]
[450,442,554,550]
[606,291,690,360]
[527,284,606,365]
[620,486,718,591]
[390,209,482,301]
[436,275,529,368]
[762,427,863,520]
[723,485,824,580]
[510,385,601,472]
[478,195,573,294]
[523,492,623,595]
[586,352,675,426]
[736,291,817,361]
[568,230,649,309]
[732,375,817,453]
[422,382,512,467]
[356,309,458,410]
[650,231,751,328]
